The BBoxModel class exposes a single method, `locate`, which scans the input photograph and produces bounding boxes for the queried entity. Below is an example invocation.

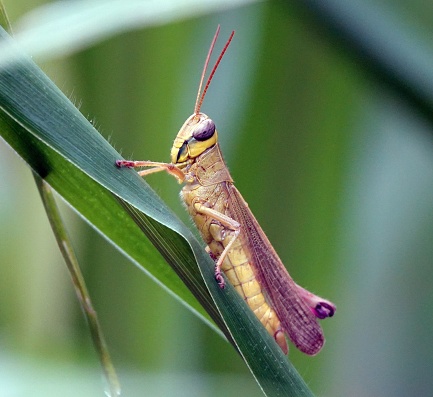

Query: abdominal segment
[207,231,288,354]
[182,183,288,354]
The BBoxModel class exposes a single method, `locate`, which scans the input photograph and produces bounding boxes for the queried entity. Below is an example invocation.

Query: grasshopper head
[170,27,233,165]
[170,113,218,164]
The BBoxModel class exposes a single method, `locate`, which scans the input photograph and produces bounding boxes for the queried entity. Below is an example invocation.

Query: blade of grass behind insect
[34,175,121,397]
[10,0,262,62]
[0,26,315,396]
[0,1,11,34]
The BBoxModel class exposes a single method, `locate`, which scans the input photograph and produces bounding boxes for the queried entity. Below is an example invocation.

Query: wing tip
[295,333,325,356]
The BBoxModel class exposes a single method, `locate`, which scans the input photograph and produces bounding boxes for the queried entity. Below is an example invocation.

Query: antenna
[194,26,235,114]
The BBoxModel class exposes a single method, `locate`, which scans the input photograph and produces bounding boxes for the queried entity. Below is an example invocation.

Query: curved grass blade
[0,26,315,396]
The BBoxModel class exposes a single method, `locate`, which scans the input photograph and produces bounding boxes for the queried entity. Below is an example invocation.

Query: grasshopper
[116,26,335,355]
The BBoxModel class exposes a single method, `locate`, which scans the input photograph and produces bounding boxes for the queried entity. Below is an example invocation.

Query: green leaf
[0,1,11,33]
[10,0,262,61]
[34,174,121,397]
[0,26,315,396]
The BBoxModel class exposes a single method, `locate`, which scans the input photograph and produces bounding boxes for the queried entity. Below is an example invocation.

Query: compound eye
[192,119,215,141]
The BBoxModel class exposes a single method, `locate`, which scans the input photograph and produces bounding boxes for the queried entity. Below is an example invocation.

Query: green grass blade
[291,0,433,125]
[11,0,261,61]
[34,175,121,397]
[0,28,217,334]
[0,1,11,33]
[0,26,315,396]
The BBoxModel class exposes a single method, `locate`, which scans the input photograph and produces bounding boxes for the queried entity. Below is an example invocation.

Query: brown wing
[225,183,324,355]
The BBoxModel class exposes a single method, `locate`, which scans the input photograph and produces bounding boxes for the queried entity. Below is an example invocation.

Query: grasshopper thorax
[170,112,218,164]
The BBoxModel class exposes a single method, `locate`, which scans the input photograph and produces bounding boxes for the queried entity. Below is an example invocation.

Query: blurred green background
[1,0,433,396]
